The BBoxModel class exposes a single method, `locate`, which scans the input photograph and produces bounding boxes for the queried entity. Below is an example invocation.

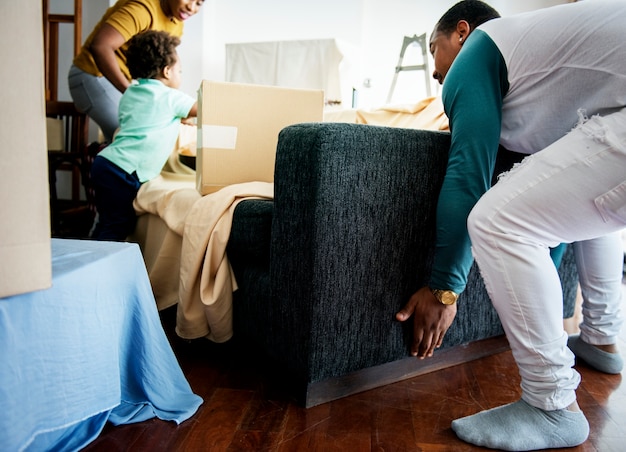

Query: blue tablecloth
[0,239,202,451]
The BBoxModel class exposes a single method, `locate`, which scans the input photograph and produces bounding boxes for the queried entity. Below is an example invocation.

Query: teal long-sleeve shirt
[428,30,509,294]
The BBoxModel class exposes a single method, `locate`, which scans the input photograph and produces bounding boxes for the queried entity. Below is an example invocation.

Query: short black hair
[435,0,500,36]
[126,30,181,80]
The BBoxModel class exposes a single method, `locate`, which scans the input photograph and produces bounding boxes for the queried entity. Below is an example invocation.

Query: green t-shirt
[99,79,195,182]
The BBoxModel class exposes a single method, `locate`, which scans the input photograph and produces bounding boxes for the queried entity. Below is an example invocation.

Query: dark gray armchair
[228,122,578,407]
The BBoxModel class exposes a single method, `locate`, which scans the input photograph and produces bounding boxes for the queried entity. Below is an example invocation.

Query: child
[90,30,197,241]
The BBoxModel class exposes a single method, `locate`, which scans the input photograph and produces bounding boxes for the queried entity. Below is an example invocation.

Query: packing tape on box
[200,124,238,150]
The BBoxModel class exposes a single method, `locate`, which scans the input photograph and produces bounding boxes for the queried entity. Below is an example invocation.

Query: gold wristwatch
[431,288,459,305]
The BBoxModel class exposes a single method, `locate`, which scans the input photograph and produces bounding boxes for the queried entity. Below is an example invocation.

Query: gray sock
[568,334,623,374]
[451,399,589,451]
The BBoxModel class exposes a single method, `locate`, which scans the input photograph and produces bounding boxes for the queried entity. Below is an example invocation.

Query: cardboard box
[0,1,51,298]
[196,81,324,195]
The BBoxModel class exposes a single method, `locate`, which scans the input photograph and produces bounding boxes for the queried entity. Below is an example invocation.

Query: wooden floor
[83,284,626,452]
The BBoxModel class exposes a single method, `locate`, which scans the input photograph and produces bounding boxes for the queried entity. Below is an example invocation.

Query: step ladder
[386,33,431,103]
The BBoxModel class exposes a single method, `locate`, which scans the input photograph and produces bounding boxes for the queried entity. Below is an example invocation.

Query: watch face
[441,292,456,305]
[433,289,457,305]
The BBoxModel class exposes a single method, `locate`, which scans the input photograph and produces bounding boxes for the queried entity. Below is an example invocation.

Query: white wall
[179,0,568,108]
[183,0,444,107]
[52,0,569,109]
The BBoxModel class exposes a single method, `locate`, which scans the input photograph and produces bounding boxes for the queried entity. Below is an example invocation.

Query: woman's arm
[89,23,131,93]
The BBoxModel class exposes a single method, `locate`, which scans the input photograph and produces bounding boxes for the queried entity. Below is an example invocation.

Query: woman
[68,0,203,143]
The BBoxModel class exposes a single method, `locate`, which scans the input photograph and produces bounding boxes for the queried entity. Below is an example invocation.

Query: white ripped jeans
[467,108,626,411]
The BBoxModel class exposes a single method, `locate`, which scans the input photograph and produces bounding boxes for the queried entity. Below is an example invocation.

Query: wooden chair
[43,0,82,102]
[46,100,94,237]
[43,0,97,237]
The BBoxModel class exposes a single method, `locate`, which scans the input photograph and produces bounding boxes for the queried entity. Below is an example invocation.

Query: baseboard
[304,335,510,408]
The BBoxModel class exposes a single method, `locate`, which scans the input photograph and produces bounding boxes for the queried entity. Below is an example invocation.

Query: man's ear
[456,20,471,43]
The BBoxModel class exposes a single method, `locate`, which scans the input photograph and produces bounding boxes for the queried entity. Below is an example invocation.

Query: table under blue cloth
[0,239,203,452]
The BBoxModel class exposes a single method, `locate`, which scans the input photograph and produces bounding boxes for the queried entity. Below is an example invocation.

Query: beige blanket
[134,163,273,342]
[132,165,199,310]
[175,181,273,343]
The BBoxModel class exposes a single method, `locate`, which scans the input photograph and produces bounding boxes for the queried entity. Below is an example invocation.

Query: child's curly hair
[126,30,181,80]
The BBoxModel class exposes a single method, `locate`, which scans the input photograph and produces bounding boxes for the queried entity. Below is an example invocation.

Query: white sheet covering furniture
[0,239,202,452]
[226,38,346,104]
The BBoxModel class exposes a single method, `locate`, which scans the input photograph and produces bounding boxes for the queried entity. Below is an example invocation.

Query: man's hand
[395,287,457,358]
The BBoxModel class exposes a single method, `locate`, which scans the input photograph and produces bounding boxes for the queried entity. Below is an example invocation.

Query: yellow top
[73,0,183,80]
